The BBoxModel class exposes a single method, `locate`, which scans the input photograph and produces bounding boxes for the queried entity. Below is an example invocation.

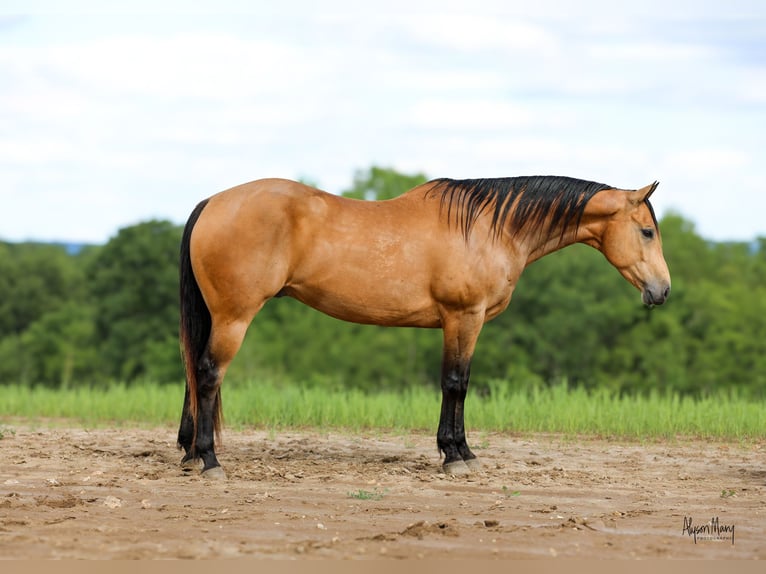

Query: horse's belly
[282,282,442,328]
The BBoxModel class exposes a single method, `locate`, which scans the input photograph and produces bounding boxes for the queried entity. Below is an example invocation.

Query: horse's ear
[632,181,659,204]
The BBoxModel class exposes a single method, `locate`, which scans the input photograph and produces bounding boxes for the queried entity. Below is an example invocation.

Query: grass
[0,380,764,440]
[348,488,388,500]
[502,486,521,498]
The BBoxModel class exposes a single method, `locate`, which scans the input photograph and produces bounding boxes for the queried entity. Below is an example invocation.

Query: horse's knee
[441,370,461,394]
[441,357,471,394]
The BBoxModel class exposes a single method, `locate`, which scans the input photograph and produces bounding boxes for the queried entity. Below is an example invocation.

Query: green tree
[87,220,184,383]
[0,242,94,385]
[17,303,99,386]
[342,166,428,200]
[0,242,85,335]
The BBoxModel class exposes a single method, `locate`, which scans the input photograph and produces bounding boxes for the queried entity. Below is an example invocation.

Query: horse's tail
[179,198,217,448]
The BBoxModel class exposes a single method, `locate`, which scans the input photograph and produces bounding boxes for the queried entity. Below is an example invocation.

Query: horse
[177,175,671,478]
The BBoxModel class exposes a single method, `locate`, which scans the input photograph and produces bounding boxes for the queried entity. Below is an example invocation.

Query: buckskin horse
[177,175,670,478]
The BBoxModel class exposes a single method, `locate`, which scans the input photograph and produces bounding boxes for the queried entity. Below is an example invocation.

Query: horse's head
[585,182,671,307]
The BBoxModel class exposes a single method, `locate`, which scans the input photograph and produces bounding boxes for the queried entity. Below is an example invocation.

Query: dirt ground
[0,422,763,559]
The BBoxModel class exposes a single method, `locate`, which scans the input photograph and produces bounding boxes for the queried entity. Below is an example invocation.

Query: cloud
[587,41,713,63]
[406,99,537,131]
[662,149,750,176]
[0,5,765,243]
[400,13,559,56]
[739,68,766,103]
[2,32,328,100]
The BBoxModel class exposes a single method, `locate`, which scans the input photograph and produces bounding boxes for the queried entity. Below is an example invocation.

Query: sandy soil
[0,423,763,559]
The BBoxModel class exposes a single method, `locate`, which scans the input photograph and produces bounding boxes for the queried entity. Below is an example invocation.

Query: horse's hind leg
[178,386,198,469]
[191,318,251,479]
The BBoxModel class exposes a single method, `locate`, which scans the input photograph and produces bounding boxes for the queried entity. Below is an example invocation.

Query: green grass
[348,488,388,500]
[0,380,763,440]
[502,486,521,497]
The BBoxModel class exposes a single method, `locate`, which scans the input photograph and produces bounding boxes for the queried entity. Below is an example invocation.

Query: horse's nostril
[663,286,671,299]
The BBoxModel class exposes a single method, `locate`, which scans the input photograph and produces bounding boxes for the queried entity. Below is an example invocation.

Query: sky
[1,0,764,244]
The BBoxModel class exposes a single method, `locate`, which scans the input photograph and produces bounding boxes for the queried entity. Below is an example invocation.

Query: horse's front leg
[453,364,481,470]
[437,310,483,475]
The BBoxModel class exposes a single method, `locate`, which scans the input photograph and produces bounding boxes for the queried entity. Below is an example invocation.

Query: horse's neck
[519,215,605,265]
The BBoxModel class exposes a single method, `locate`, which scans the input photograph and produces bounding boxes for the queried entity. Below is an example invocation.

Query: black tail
[179,198,217,447]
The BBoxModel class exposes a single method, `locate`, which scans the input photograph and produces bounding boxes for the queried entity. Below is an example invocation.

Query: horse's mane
[428,175,614,240]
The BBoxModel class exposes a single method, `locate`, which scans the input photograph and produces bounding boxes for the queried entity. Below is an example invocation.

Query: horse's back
[206,177,326,214]
[195,177,331,245]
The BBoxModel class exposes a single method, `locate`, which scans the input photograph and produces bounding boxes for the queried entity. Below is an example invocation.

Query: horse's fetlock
[197,379,218,395]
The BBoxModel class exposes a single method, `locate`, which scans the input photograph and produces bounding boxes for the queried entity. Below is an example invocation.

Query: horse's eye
[641,228,655,240]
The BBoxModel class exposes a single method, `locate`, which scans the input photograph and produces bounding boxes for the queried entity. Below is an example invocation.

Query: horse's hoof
[443,460,470,476]
[201,466,227,480]
[464,457,482,471]
[181,457,203,471]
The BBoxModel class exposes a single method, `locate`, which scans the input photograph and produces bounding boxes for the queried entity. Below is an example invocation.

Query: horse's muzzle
[642,283,671,307]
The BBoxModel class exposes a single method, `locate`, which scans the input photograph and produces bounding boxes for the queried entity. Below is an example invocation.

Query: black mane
[428,175,614,240]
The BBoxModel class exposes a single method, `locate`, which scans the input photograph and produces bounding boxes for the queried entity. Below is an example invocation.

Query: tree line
[2,167,764,398]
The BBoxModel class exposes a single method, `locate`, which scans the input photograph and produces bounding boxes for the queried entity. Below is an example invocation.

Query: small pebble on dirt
[103,496,122,509]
